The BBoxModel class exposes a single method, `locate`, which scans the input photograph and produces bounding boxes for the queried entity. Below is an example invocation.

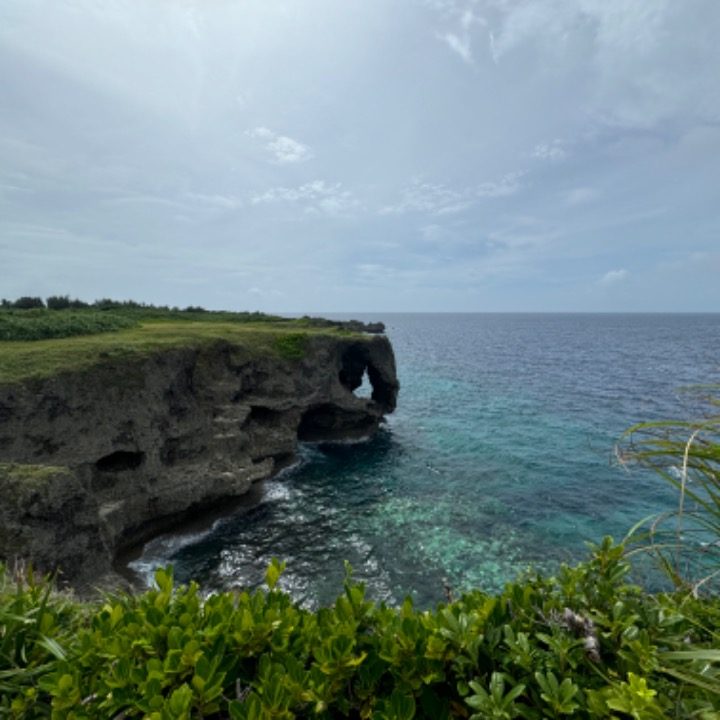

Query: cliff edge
[0,328,398,591]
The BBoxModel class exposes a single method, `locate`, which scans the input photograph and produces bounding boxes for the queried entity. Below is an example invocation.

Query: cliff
[0,329,398,591]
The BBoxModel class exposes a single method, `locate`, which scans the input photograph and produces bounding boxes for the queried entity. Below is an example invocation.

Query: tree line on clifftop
[0,296,212,313]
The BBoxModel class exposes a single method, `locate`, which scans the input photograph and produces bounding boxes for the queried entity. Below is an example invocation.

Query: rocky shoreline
[0,331,398,593]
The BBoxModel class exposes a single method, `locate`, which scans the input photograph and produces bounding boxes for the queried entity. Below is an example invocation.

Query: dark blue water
[130,314,720,607]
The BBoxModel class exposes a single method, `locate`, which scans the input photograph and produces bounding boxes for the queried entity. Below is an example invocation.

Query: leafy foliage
[0,310,138,341]
[10,297,45,310]
[2,542,719,719]
[273,333,307,360]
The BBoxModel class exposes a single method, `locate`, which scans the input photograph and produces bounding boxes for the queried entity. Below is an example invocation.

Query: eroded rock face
[0,333,398,590]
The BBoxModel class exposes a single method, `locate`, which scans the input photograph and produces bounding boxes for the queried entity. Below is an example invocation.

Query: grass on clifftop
[0,318,356,384]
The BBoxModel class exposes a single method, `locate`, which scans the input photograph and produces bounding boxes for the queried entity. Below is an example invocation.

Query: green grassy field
[0,311,355,384]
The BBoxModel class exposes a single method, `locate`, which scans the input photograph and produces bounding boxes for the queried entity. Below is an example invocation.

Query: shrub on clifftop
[2,542,719,719]
[10,297,45,310]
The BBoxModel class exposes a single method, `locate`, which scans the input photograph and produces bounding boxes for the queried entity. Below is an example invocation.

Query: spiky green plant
[617,390,720,702]
[618,390,720,595]
[0,562,82,717]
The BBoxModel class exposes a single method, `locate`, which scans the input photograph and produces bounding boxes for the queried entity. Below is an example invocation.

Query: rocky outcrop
[0,333,398,591]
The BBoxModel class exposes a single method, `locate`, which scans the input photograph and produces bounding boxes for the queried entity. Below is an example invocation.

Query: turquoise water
[131,314,720,607]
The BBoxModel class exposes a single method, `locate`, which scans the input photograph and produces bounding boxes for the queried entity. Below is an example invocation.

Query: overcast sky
[1,1,719,312]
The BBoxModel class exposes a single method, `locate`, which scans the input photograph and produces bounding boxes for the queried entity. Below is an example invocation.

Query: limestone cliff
[0,332,398,590]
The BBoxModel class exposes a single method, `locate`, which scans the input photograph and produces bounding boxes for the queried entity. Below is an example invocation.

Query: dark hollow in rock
[95,450,145,473]
[297,403,378,442]
[0,402,13,423]
[248,405,283,426]
[251,451,295,468]
[160,437,207,466]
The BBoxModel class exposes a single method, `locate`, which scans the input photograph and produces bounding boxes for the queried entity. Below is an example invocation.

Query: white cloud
[476,171,526,198]
[420,223,449,243]
[598,268,628,285]
[565,187,600,205]
[185,192,243,209]
[486,229,553,250]
[106,195,185,209]
[461,9,485,30]
[248,127,313,164]
[440,32,473,64]
[251,180,358,216]
[382,172,525,216]
[468,0,719,129]
[0,182,32,194]
[1,0,717,312]
[380,180,473,216]
[436,5,487,64]
[487,31,499,64]
[533,140,567,161]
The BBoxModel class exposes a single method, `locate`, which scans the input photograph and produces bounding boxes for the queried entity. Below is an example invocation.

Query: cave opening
[96,450,145,473]
[297,403,376,442]
[339,344,374,400]
[248,405,283,426]
[338,344,395,409]
[354,369,372,398]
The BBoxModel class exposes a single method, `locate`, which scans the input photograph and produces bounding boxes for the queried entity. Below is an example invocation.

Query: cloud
[106,192,243,213]
[476,171,526,198]
[184,192,243,210]
[439,32,473,64]
[564,187,600,205]
[251,180,358,216]
[105,195,185,209]
[248,127,313,164]
[420,223,452,244]
[380,180,473,216]
[598,268,628,285]
[464,0,720,129]
[382,172,525,216]
[1,0,717,312]
[435,6,487,64]
[533,140,567,161]
[461,9,484,30]
[486,229,554,250]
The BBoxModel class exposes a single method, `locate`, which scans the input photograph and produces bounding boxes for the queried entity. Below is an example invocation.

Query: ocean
[129,313,720,607]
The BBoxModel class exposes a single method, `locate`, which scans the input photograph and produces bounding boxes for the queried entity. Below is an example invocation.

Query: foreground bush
[1,540,719,719]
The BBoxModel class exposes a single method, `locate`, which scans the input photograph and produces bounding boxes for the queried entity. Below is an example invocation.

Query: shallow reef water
[130,313,720,607]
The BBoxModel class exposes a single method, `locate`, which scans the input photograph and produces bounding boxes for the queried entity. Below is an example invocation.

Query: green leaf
[37,635,67,661]
[390,689,416,720]
[661,650,720,662]
[154,567,174,594]
[265,558,286,591]
[168,683,193,716]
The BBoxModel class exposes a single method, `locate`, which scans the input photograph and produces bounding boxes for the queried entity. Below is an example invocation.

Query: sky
[1,0,719,313]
